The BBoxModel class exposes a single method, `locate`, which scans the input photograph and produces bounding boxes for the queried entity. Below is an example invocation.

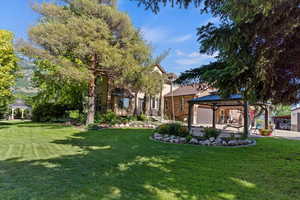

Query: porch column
[243,102,249,138]
[11,108,15,120]
[188,103,194,132]
[21,109,24,119]
[212,104,217,129]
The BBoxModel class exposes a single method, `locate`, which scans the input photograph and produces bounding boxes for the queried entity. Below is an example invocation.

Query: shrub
[99,111,120,125]
[137,114,148,121]
[203,127,220,139]
[156,123,189,137]
[32,103,72,122]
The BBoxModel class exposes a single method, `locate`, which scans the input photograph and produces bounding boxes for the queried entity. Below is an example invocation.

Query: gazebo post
[188,102,194,132]
[212,104,217,129]
[243,101,249,138]
[11,108,15,120]
[21,109,24,119]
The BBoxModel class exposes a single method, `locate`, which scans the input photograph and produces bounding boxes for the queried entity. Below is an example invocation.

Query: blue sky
[0,0,217,74]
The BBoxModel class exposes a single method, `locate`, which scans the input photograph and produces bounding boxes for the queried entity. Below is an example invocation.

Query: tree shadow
[0,128,300,200]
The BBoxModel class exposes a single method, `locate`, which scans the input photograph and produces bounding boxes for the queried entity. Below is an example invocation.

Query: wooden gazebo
[188,94,269,138]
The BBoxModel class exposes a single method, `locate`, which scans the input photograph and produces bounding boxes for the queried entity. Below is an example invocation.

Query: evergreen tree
[136,0,300,104]
[19,0,149,124]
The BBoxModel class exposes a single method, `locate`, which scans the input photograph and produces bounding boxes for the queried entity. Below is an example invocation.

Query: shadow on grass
[0,120,72,130]
[0,128,300,200]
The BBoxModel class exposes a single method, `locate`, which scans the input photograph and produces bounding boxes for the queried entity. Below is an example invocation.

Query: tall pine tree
[19,0,149,124]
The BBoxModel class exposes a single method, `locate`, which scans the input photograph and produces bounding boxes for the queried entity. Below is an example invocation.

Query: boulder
[202,140,211,146]
[179,137,187,143]
[228,140,238,146]
[189,138,198,144]
[209,137,215,142]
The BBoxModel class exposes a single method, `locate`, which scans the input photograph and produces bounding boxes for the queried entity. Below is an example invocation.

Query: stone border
[150,133,256,148]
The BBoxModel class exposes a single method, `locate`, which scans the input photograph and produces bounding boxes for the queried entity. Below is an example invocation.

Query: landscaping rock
[228,140,238,146]
[202,140,211,146]
[215,138,223,144]
[209,137,215,142]
[189,138,198,144]
[179,137,187,143]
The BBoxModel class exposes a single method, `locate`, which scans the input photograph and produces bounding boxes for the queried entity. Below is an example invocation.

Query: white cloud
[171,34,193,43]
[175,50,185,56]
[174,50,217,66]
[141,26,169,44]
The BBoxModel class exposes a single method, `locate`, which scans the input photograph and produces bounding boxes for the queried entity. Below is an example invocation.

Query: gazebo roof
[10,99,31,110]
[189,94,243,104]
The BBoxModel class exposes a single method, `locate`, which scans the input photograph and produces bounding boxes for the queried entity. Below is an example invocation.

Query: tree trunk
[86,75,96,125]
[133,92,139,116]
[143,95,150,116]
[86,55,97,125]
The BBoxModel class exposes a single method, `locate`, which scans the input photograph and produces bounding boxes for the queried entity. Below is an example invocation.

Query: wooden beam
[243,101,249,138]
[188,103,193,132]
[212,104,216,129]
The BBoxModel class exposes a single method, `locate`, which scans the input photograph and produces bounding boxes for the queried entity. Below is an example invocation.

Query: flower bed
[152,133,255,147]
[152,123,255,147]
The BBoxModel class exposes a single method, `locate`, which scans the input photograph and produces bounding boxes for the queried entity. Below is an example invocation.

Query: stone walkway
[250,129,300,141]
[272,129,300,140]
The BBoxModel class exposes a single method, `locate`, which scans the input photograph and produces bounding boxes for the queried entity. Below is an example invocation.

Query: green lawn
[0,121,300,200]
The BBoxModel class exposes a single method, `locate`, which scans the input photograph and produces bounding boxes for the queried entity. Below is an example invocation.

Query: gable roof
[165,85,200,97]
[154,64,166,74]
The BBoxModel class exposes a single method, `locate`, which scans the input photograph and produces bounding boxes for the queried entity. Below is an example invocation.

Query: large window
[152,97,156,109]
[118,98,130,109]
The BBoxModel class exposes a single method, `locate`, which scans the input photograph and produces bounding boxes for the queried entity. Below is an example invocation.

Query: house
[164,85,242,124]
[95,64,174,118]
[291,104,300,131]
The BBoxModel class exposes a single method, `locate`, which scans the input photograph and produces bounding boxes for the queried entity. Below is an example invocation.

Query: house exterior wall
[164,95,196,121]
[291,108,300,131]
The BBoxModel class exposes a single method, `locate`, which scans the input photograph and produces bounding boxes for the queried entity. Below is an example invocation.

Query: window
[165,100,169,110]
[118,98,130,109]
[180,97,185,112]
[152,97,156,109]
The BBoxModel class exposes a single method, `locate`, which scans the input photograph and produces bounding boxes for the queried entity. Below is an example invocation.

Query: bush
[137,114,148,121]
[32,103,71,122]
[99,111,120,125]
[203,127,220,139]
[156,123,189,137]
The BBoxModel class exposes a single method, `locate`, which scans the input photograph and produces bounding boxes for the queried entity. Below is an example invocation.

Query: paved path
[271,129,300,140]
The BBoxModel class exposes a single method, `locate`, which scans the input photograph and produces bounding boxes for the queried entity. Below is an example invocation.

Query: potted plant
[259,128,272,136]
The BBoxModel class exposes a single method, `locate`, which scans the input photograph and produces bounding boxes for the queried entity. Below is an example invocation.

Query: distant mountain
[14,59,38,96]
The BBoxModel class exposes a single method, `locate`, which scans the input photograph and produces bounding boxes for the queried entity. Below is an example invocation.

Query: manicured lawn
[0,121,300,200]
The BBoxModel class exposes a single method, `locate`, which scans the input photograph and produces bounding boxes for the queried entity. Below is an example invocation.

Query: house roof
[9,99,31,110]
[154,64,166,74]
[165,85,200,97]
[189,94,243,103]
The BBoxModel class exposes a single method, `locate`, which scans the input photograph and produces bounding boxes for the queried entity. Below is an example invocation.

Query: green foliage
[96,111,119,125]
[0,30,19,100]
[203,127,220,139]
[273,105,291,117]
[140,0,300,105]
[137,114,148,122]
[32,103,76,122]
[156,123,189,137]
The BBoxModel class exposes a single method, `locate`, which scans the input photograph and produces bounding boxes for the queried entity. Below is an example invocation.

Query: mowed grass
[0,121,300,200]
